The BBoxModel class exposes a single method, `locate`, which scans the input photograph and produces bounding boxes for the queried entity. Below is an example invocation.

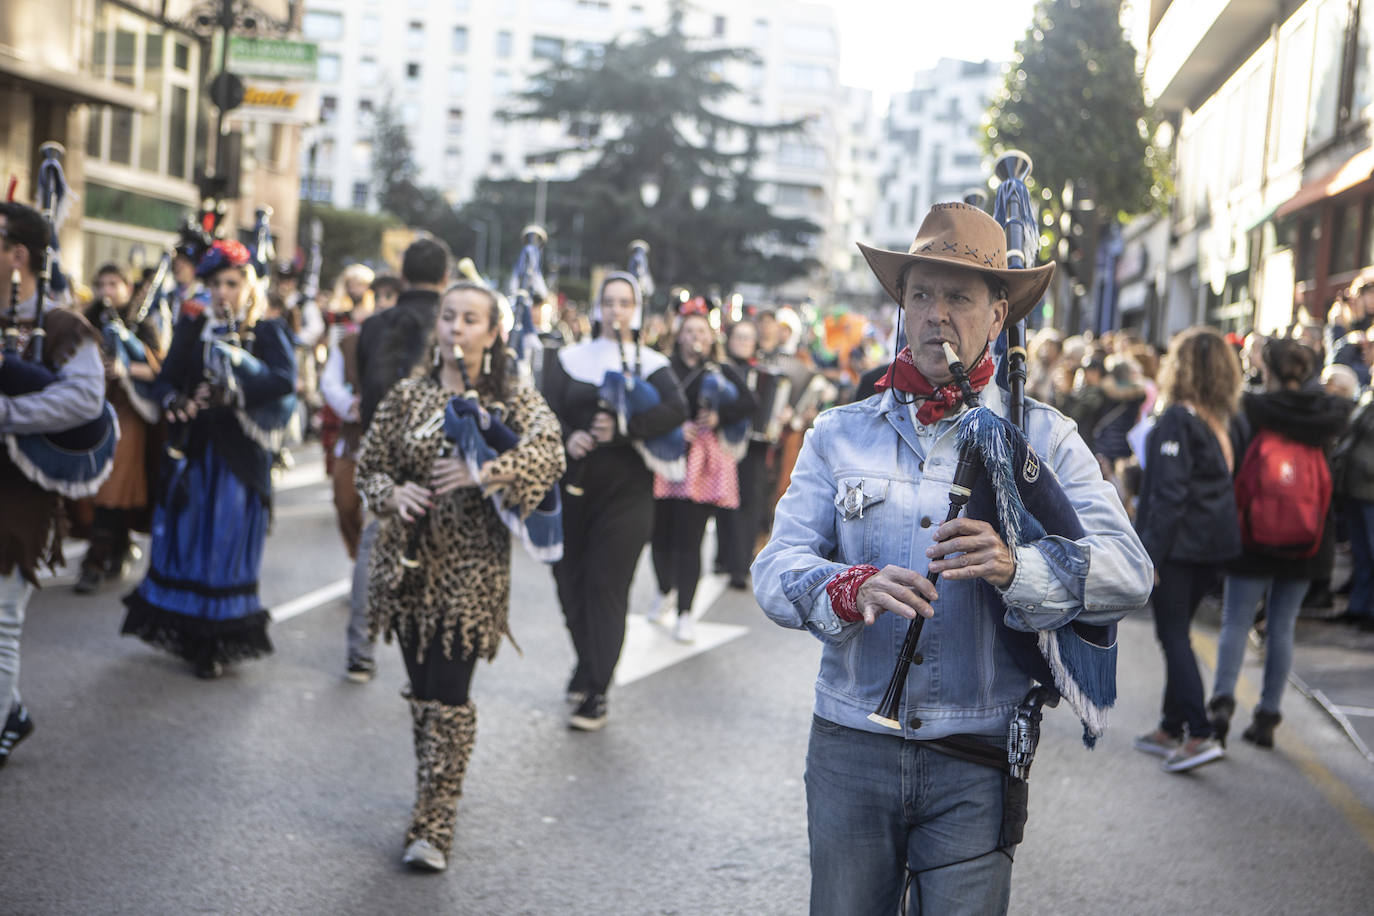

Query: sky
[823,0,1041,111]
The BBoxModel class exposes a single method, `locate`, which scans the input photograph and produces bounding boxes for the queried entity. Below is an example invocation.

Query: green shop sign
[226,37,318,81]
[85,182,188,233]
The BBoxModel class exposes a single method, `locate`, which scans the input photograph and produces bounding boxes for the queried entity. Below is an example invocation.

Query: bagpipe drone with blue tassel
[1,142,118,499]
[507,224,548,375]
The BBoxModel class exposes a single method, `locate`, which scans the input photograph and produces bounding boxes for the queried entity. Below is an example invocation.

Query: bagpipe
[0,143,118,498]
[868,151,1117,756]
[94,296,160,423]
[399,345,562,570]
[506,224,548,378]
[678,299,748,462]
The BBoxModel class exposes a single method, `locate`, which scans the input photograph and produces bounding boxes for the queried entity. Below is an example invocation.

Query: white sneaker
[673,613,696,644]
[402,839,447,872]
[648,590,677,625]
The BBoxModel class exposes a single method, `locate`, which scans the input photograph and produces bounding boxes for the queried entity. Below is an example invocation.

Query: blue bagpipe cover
[210,328,297,453]
[443,396,563,564]
[955,406,1118,747]
[598,368,686,481]
[102,322,160,423]
[699,368,748,462]
[0,356,118,499]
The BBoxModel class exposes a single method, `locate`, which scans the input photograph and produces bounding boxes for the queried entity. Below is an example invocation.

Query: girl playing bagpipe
[120,240,297,679]
[648,301,754,642]
[542,272,688,730]
[355,281,564,872]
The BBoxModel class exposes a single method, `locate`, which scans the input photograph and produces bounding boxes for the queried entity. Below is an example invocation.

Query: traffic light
[1056,180,1099,300]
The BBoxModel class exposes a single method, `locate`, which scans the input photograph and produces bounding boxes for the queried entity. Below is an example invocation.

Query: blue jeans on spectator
[1213,575,1308,715]
[1345,498,1374,619]
[805,716,1013,916]
[0,571,34,716]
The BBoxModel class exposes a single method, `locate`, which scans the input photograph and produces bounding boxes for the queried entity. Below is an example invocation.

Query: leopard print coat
[356,375,565,662]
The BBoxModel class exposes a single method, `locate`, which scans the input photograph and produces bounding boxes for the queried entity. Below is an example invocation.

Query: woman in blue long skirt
[121,240,296,678]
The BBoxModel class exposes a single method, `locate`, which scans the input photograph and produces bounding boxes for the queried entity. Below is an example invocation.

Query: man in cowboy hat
[753,202,1150,915]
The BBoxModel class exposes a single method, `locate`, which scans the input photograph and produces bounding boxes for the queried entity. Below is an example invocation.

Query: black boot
[0,703,34,769]
[1242,709,1282,749]
[1208,694,1236,747]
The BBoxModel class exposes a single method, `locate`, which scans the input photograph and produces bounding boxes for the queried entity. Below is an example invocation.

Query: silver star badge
[842,480,867,520]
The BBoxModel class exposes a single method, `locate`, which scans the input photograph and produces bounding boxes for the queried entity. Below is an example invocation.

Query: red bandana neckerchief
[874,346,996,425]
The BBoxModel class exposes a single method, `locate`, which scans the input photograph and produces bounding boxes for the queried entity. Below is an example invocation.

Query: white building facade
[299,0,845,301]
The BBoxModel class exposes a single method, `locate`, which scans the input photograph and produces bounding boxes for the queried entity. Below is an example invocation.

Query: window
[109,107,134,164]
[778,141,825,169]
[452,27,469,54]
[113,28,136,85]
[752,18,769,47]
[447,107,464,136]
[402,101,419,124]
[359,57,379,85]
[357,98,374,130]
[406,61,422,81]
[361,14,380,45]
[407,21,424,51]
[748,61,764,90]
[496,31,512,58]
[352,141,371,169]
[629,4,645,27]
[444,146,462,176]
[168,86,189,179]
[303,11,344,41]
[571,41,603,65]
[173,40,189,71]
[713,15,726,37]
[493,71,511,96]
[320,95,338,124]
[490,151,505,166]
[783,24,836,54]
[774,183,813,208]
[1307,0,1346,150]
[1332,201,1364,276]
[454,0,471,10]
[352,182,369,209]
[782,63,832,92]
[318,53,341,83]
[532,35,564,61]
[448,66,467,95]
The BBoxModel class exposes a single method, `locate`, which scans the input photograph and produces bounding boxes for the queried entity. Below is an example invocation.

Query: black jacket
[1227,388,1352,579]
[1134,404,1244,568]
[356,288,440,429]
[1335,392,1374,502]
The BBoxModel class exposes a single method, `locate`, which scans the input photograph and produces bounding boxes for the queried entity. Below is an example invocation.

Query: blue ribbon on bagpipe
[36,153,72,298]
[0,357,117,499]
[443,396,563,564]
[508,240,548,362]
[101,321,160,423]
[598,368,686,481]
[698,367,748,462]
[955,406,1118,748]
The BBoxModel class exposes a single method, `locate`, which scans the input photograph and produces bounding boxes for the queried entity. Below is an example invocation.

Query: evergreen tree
[495,1,818,296]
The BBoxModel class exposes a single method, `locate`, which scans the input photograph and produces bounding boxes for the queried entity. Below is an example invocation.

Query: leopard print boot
[405,700,478,862]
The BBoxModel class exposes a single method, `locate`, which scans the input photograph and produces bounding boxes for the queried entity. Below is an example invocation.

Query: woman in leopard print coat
[356,282,564,872]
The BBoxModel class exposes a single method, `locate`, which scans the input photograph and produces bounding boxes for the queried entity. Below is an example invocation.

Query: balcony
[1145,0,1275,112]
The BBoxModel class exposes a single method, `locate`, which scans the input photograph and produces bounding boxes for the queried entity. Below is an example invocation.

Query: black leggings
[396,623,479,706]
[1152,560,1217,739]
[651,498,715,614]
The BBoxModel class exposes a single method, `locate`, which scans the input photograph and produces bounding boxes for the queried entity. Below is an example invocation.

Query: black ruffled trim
[120,591,273,665]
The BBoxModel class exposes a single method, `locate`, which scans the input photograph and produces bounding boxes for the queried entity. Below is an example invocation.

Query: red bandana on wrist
[874,346,996,425]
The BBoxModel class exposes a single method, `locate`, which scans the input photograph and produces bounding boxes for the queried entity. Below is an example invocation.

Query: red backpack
[1233,429,1332,559]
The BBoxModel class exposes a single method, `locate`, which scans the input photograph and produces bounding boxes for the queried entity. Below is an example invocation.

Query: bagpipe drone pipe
[697,365,749,462]
[96,299,161,423]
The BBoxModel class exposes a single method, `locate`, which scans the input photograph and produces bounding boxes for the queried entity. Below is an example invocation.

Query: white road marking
[273,459,328,492]
[271,577,351,622]
[615,573,748,687]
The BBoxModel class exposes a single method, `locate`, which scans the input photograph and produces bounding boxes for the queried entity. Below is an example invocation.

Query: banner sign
[227,81,320,124]
[227,37,318,82]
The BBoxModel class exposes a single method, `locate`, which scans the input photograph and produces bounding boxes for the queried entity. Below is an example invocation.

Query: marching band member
[120,241,297,679]
[753,204,1150,914]
[716,318,771,590]
[74,265,164,593]
[355,282,564,871]
[543,273,687,730]
[648,303,754,641]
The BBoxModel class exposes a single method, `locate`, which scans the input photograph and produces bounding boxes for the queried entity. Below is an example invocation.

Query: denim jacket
[752,385,1152,740]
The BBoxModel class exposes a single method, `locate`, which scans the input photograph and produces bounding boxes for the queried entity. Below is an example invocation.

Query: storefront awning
[0,48,156,112]
[1277,146,1374,220]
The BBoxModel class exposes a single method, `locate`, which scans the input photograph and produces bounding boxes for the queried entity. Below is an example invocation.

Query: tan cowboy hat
[858,202,1055,325]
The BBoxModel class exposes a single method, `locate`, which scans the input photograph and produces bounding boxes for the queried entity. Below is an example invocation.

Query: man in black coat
[343,236,451,682]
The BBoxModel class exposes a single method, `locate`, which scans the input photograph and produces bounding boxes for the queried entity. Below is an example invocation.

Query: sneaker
[0,705,34,769]
[1133,729,1182,758]
[401,839,447,872]
[673,613,696,644]
[1162,737,1225,773]
[648,590,677,625]
[569,693,608,731]
[727,575,749,591]
[345,659,377,683]
[73,567,102,595]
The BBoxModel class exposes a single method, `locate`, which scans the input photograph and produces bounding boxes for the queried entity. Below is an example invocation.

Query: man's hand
[566,429,596,460]
[925,518,1017,589]
[854,565,939,625]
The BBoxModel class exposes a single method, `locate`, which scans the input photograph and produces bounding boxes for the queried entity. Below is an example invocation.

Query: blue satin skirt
[121,443,273,664]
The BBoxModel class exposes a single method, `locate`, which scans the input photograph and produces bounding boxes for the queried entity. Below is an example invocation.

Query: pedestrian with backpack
[1134,327,1246,772]
[1209,341,1352,750]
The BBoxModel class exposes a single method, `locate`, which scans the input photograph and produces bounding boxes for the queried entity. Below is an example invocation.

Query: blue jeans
[1214,575,1308,715]
[1151,561,1216,739]
[0,571,34,715]
[805,716,1013,916]
[1346,498,1374,619]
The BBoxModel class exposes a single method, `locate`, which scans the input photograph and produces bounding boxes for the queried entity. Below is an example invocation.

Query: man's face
[757,315,780,351]
[0,213,26,283]
[901,262,1007,384]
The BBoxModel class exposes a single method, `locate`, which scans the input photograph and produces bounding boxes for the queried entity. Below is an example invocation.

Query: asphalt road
[4,454,1374,915]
